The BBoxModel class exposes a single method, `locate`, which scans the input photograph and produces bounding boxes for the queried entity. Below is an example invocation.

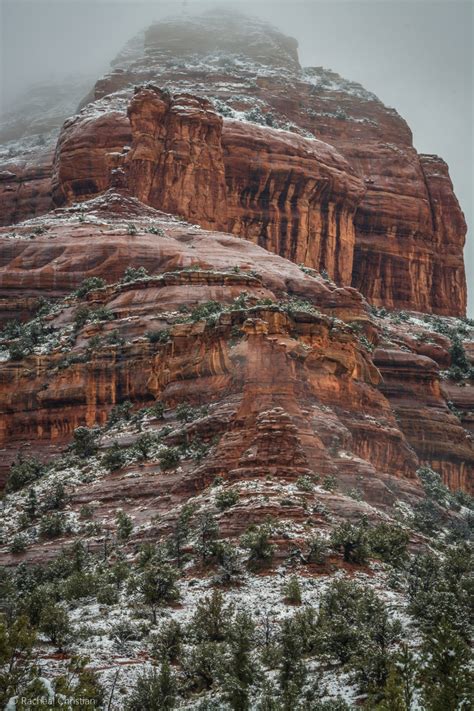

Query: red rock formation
[222,120,365,283]
[126,88,228,231]
[1,12,466,315]
[0,192,419,499]
[0,148,54,226]
[46,12,464,316]
[0,12,471,503]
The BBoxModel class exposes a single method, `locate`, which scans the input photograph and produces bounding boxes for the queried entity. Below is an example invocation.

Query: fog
[1,0,472,312]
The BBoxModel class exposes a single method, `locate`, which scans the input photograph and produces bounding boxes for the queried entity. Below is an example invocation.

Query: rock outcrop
[0,12,471,500]
[1,11,466,315]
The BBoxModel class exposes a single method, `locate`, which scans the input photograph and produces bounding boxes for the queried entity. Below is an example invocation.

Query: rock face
[42,11,467,315]
[126,88,228,231]
[0,11,471,502]
[0,147,54,226]
[222,120,364,284]
[1,11,466,314]
[52,86,366,282]
[0,191,471,497]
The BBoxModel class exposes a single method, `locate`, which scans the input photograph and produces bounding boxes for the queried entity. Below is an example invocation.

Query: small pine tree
[72,427,99,458]
[125,662,176,711]
[191,589,232,643]
[25,488,38,519]
[241,523,275,568]
[282,576,302,605]
[116,510,133,542]
[39,604,71,651]
[153,620,183,663]
[278,617,306,711]
[102,441,126,471]
[223,612,257,711]
[419,620,473,711]
[195,512,220,562]
[330,520,370,564]
[138,563,180,623]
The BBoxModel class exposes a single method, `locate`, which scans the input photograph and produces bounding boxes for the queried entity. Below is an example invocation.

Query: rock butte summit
[0,9,467,317]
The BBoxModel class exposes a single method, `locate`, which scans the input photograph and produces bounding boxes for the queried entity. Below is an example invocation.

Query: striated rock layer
[0,192,472,496]
[1,11,467,315]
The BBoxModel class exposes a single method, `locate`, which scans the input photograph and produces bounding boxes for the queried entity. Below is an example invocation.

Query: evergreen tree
[191,589,232,643]
[0,614,37,707]
[126,662,176,710]
[116,510,133,542]
[223,612,257,711]
[102,441,126,471]
[330,520,370,564]
[278,617,306,711]
[419,620,473,711]
[39,604,71,651]
[25,487,38,519]
[72,426,98,458]
[167,503,195,566]
[138,562,180,623]
[153,619,183,663]
[195,512,220,562]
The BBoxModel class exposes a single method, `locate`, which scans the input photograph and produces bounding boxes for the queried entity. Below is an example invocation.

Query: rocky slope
[0,10,472,711]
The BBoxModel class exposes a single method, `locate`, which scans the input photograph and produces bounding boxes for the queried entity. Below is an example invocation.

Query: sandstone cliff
[0,11,467,316]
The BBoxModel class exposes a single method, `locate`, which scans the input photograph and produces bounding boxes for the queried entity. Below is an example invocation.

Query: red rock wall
[126,88,228,231]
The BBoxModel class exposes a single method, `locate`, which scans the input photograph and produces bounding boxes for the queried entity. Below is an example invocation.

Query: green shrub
[214,541,243,586]
[189,301,224,323]
[322,474,338,491]
[146,330,171,344]
[318,579,401,671]
[241,523,275,567]
[63,571,97,601]
[6,456,45,493]
[43,481,67,511]
[195,512,220,562]
[152,619,183,663]
[190,589,232,643]
[38,513,65,539]
[137,562,180,623]
[146,225,165,236]
[102,442,127,471]
[282,575,302,604]
[75,277,106,297]
[306,534,329,564]
[176,402,208,423]
[330,520,370,564]
[96,584,119,605]
[108,400,133,426]
[149,401,165,419]
[125,662,176,711]
[368,522,409,566]
[72,426,99,458]
[39,604,71,650]
[25,488,38,519]
[135,432,157,459]
[159,447,180,471]
[296,475,314,492]
[9,535,27,555]
[120,266,149,283]
[215,489,239,511]
[116,510,133,542]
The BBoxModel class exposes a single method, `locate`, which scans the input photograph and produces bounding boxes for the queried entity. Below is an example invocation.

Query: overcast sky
[0,0,472,312]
